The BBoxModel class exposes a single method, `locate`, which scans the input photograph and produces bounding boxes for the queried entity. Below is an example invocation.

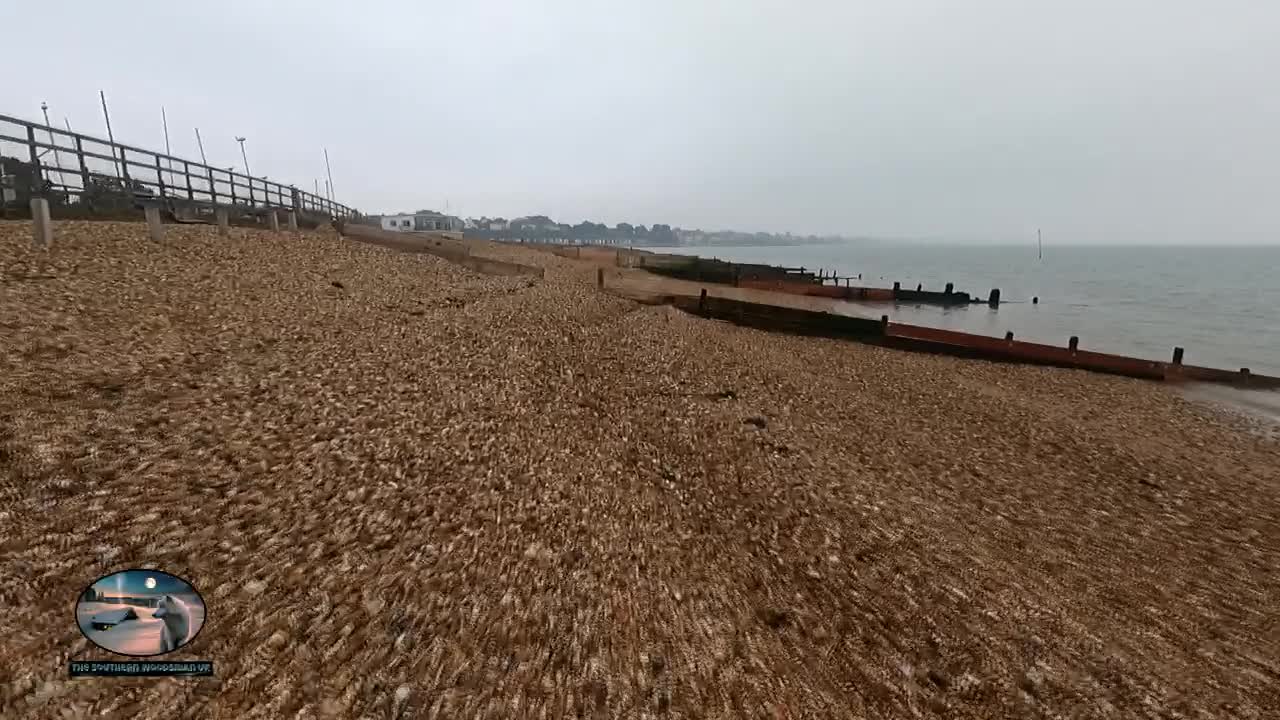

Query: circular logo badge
[75,569,207,657]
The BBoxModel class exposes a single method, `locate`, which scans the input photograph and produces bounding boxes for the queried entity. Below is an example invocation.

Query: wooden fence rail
[0,111,358,220]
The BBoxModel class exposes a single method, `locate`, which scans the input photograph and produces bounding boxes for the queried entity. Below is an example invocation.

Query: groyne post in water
[1005,331,1014,341]
[945,282,954,295]
[988,288,1001,307]
[1069,336,1079,353]
[1172,347,1184,365]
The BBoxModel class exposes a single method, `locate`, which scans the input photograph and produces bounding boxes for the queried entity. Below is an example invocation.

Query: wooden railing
[0,112,357,219]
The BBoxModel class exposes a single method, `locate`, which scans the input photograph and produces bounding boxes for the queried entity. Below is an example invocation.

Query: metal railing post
[26,126,42,197]
[119,148,131,189]
[75,137,90,202]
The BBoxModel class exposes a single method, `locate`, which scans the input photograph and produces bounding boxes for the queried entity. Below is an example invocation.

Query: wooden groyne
[601,273,1278,389]
[622,251,999,308]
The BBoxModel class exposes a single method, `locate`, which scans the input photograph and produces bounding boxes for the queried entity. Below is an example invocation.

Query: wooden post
[1005,331,1014,342]
[699,288,707,312]
[25,126,45,203]
[216,208,229,236]
[287,211,298,231]
[155,156,166,199]
[597,267,604,288]
[880,314,890,333]
[893,281,900,292]
[145,205,164,242]
[207,167,217,205]
[75,137,90,200]
[184,161,194,201]
[267,209,280,232]
[30,198,52,248]
[119,148,131,188]
[988,288,1000,306]
[944,282,954,295]
[1172,347,1184,365]
[26,125,39,177]
[916,283,922,292]
[1068,336,1079,352]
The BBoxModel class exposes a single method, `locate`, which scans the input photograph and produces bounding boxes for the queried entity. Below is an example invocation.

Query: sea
[644,242,1280,420]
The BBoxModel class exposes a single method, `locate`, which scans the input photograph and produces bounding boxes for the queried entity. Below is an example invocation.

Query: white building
[380,211,464,233]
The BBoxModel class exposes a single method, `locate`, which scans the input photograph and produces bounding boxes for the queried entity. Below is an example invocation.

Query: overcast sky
[5,1,1277,243]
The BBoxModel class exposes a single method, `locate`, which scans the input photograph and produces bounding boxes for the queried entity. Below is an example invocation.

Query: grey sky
[7,1,1278,243]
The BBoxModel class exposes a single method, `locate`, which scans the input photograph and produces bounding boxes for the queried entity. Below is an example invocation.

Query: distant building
[380,211,464,233]
[509,215,559,232]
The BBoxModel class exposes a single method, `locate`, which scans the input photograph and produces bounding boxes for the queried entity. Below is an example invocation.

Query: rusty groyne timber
[506,242,1276,388]
[628,251,999,308]
[666,290,1279,388]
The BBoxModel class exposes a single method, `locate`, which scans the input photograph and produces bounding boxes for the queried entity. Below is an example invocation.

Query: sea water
[654,242,1280,377]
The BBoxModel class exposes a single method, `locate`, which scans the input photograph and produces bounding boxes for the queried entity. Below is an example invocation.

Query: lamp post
[39,101,64,171]
[235,137,251,178]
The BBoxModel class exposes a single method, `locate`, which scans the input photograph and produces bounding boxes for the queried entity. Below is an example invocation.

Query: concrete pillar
[287,211,298,231]
[216,208,230,237]
[30,198,52,249]
[267,210,280,232]
[145,206,164,242]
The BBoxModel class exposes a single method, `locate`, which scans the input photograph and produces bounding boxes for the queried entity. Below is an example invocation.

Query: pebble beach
[1,221,1278,718]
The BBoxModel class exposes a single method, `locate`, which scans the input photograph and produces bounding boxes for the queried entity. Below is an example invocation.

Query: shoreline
[627,241,1280,378]
[2,220,1278,718]
[505,238,1280,392]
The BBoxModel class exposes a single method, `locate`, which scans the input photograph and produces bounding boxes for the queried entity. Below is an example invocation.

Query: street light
[235,136,250,178]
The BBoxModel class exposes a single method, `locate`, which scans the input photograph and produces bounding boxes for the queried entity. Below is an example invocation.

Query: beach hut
[89,607,139,631]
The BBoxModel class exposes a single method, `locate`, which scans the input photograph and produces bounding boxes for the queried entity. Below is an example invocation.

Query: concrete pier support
[216,208,230,236]
[30,198,52,248]
[145,206,164,242]
[267,211,280,232]
[287,211,298,231]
